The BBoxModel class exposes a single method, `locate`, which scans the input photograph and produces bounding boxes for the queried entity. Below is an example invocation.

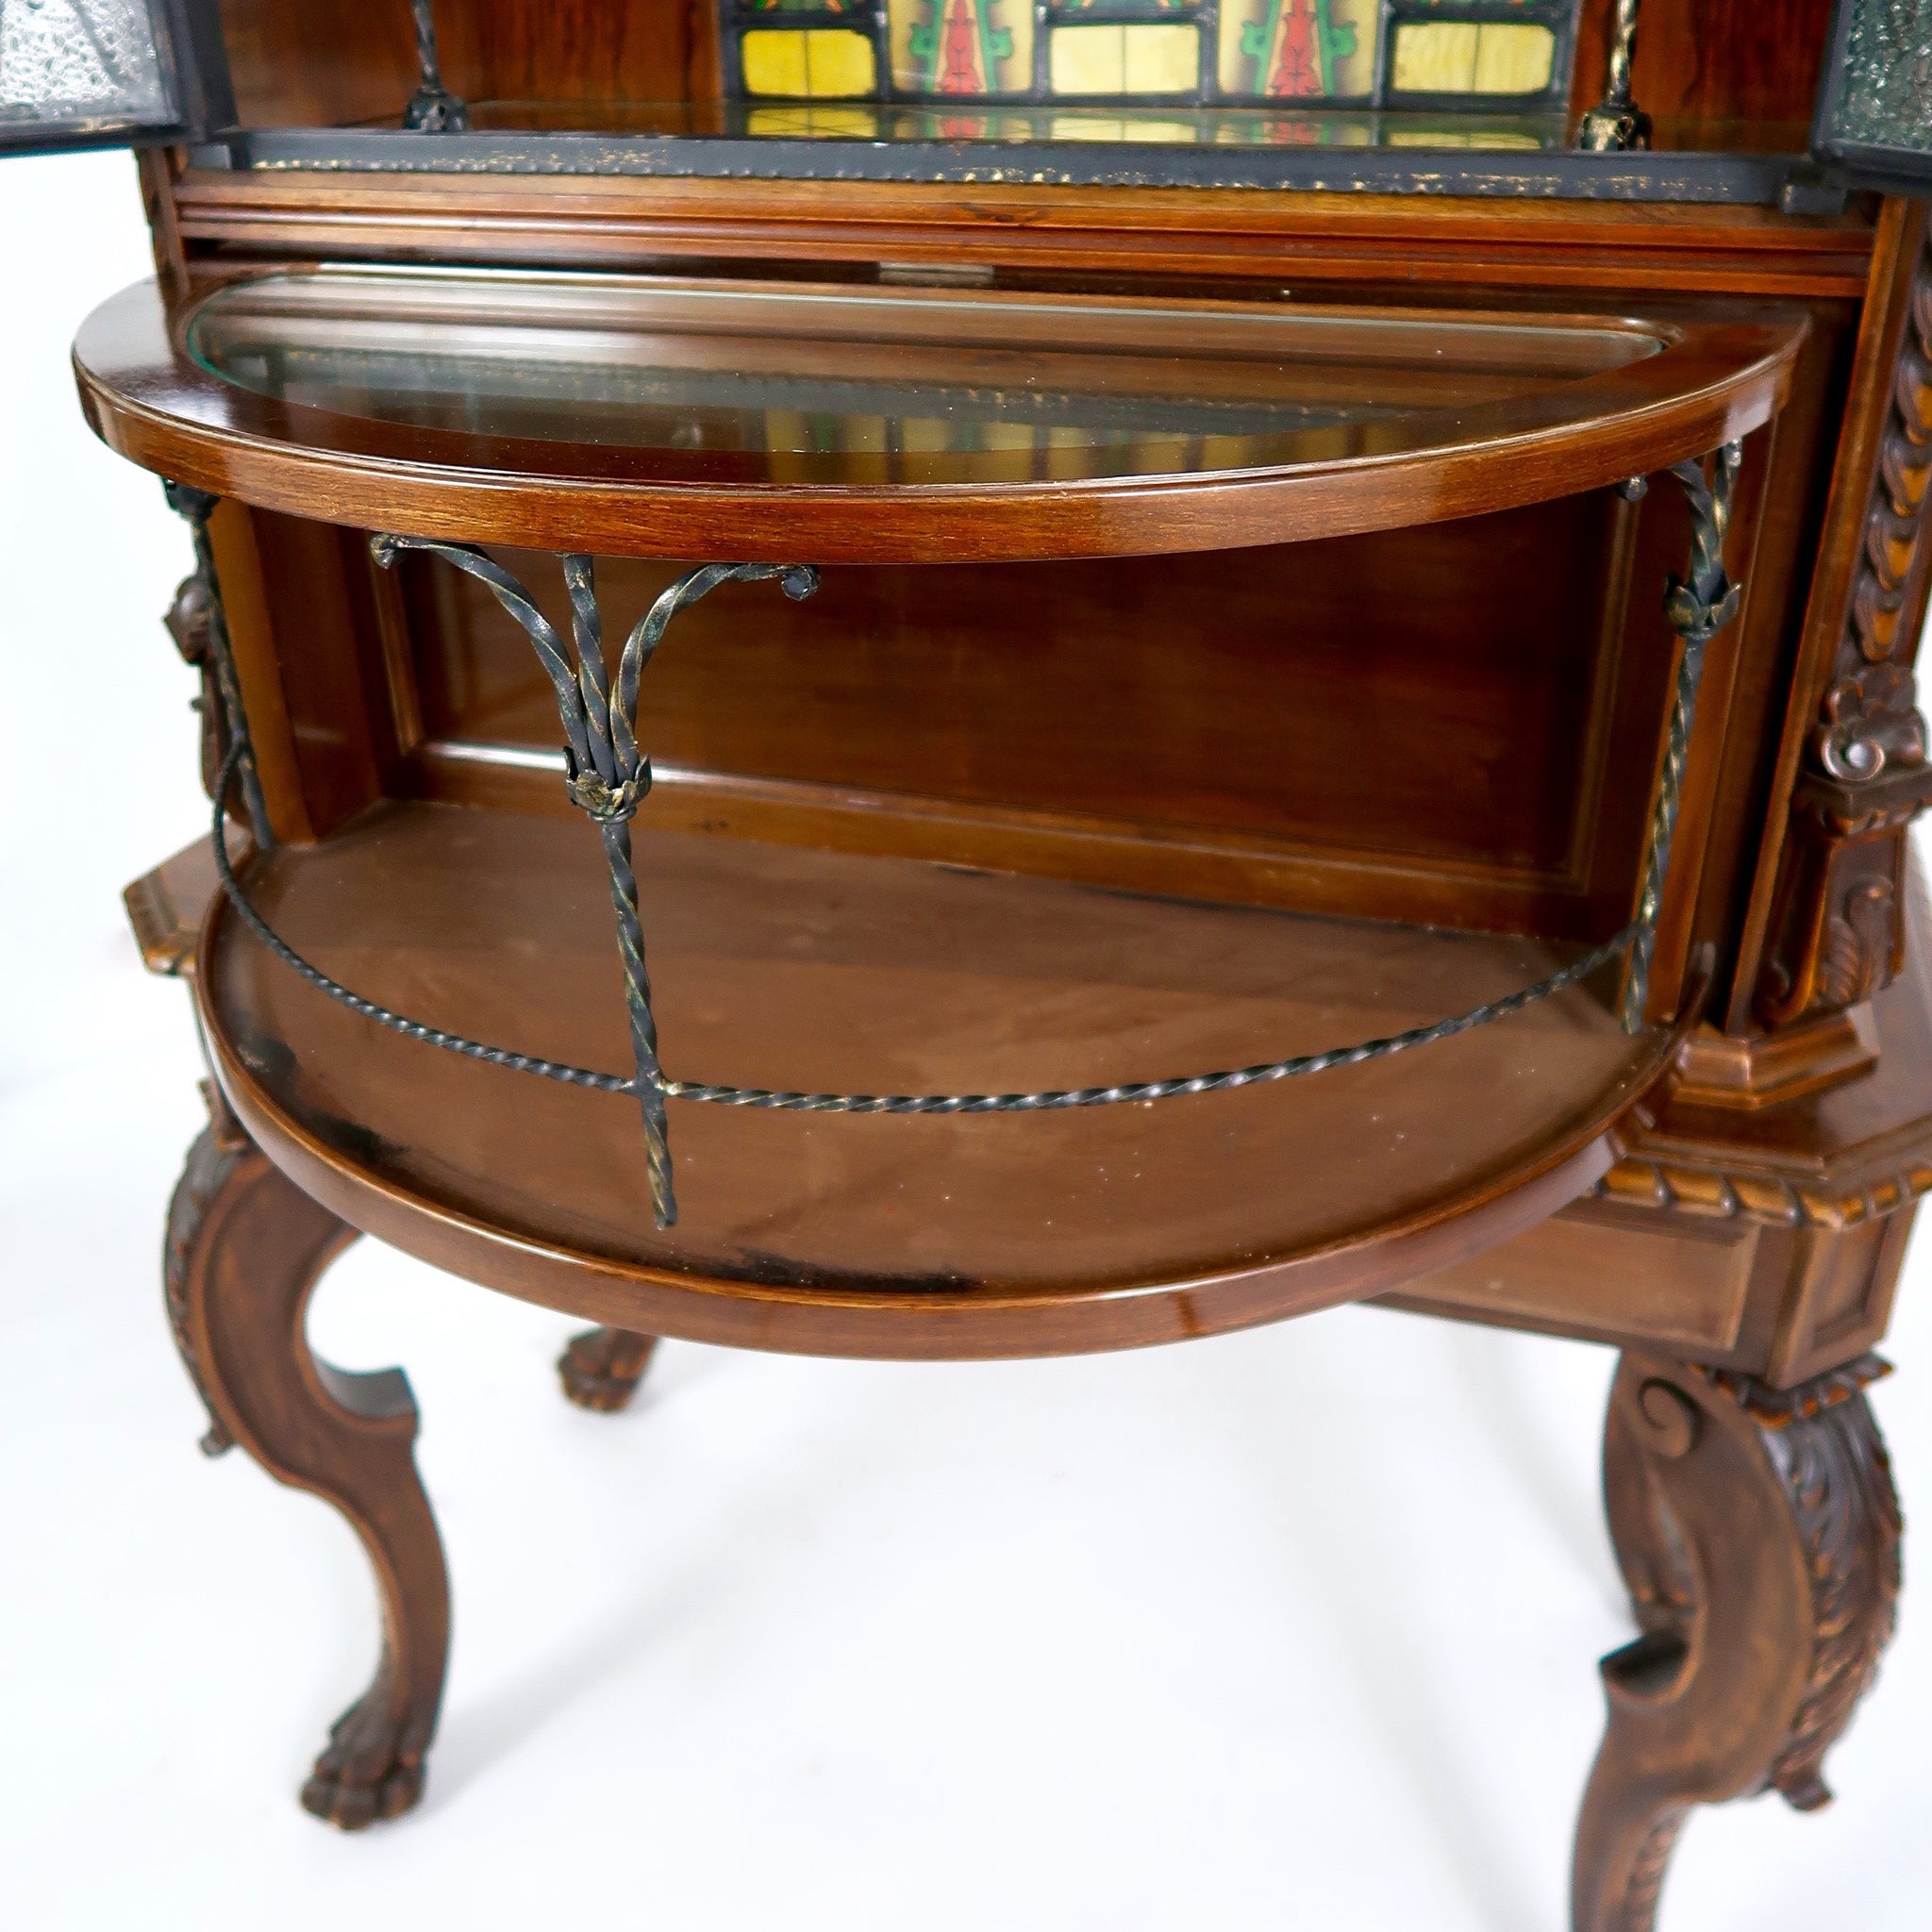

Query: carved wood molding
[1757,227,1932,1030]
[1696,1349,1890,1428]
[1591,1152,1932,1230]
[161,1082,251,1457]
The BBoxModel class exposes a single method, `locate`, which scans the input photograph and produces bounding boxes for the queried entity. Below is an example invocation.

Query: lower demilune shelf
[191,800,1690,1356]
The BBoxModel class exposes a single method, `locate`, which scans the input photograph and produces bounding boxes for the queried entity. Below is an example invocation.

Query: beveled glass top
[188,267,1661,474]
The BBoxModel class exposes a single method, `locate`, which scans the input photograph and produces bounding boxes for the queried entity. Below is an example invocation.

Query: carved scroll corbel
[1574,1351,1902,1932]
[1757,233,1932,1029]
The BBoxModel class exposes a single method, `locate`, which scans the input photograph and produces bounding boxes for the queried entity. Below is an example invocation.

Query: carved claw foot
[1573,1350,1901,1932]
[164,1085,451,1825]
[558,1325,658,1412]
[300,1655,429,1829]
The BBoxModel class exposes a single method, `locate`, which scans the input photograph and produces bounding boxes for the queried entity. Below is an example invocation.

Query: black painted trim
[201,126,1810,203]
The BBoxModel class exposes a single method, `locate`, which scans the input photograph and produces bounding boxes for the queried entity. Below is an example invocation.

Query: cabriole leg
[163,1085,451,1828]
[1573,1349,1901,1932]
[558,1326,659,1413]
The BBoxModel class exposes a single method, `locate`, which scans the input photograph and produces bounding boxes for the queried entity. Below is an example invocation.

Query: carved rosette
[1758,230,1932,1027]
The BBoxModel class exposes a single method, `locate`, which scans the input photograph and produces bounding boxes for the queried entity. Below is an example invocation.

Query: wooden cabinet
[8,3,1926,1921]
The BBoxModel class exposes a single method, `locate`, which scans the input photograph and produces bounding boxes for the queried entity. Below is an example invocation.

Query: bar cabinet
[7,3,1930,1925]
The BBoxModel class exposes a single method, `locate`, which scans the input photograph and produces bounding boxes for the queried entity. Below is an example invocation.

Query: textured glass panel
[741,27,877,95]
[1825,0,1932,155]
[889,0,1033,95]
[1218,0,1377,99]
[0,0,171,126]
[1049,24,1202,94]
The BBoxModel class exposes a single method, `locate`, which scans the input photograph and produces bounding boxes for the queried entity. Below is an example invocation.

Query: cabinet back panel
[399,492,1648,932]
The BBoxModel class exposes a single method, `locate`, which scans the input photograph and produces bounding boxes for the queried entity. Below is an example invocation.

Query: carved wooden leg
[558,1325,659,1412]
[1573,1350,1901,1932]
[164,1087,451,1828]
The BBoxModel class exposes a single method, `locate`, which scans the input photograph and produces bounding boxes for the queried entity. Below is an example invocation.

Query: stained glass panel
[723,0,1580,108]
[889,0,1032,95]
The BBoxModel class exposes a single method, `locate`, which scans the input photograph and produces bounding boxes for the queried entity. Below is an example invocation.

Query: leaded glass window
[717,0,1581,109]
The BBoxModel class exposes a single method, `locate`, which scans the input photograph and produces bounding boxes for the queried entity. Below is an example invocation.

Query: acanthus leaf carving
[1756,224,1932,1032]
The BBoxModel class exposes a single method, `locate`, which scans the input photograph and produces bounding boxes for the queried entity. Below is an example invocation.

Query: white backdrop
[1,152,1925,1931]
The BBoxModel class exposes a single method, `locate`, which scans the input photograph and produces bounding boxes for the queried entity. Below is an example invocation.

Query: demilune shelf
[197,804,1690,1358]
[74,266,1804,561]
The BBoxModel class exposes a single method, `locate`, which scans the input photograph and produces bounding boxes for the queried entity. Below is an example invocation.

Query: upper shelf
[75,268,1803,562]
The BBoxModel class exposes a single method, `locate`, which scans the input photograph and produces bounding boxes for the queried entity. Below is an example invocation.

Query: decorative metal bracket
[404,0,468,133]
[163,482,274,853]
[369,539,817,1226]
[1576,0,1652,154]
[1623,441,1744,1030]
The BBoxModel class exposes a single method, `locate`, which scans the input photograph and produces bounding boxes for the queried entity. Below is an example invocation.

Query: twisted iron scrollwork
[204,445,1746,1216]
[1622,441,1743,1030]
[368,540,817,1226]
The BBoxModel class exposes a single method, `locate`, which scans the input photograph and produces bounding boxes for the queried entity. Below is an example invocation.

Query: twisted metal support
[403,0,468,132]
[1576,0,1652,153]
[369,537,817,1225]
[1621,441,1745,1031]
[163,481,274,853]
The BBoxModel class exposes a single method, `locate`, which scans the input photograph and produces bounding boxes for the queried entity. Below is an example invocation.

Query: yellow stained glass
[741,27,878,98]
[1049,25,1201,97]
[1049,113,1194,142]
[1386,127,1543,148]
[1391,21,1555,95]
[1391,21,1477,91]
[1474,24,1555,94]
[745,104,882,137]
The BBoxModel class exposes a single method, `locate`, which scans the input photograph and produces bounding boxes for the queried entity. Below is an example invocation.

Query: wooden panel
[217,0,421,129]
[242,510,387,839]
[1570,0,1834,138]
[1769,1208,1915,1384]
[205,500,313,843]
[401,501,1643,930]
[164,175,1877,304]
[219,0,702,128]
[1387,1201,1760,1355]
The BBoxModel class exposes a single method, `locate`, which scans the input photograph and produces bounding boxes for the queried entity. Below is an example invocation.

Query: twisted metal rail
[1621,443,1744,1029]
[206,444,1744,1225]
